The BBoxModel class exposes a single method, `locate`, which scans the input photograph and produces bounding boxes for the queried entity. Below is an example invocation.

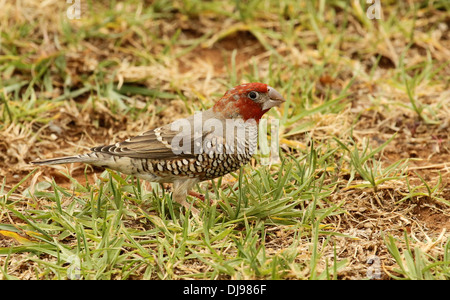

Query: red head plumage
[213,83,285,122]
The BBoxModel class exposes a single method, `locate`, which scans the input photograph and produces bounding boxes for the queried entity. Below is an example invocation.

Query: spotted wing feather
[91,121,211,160]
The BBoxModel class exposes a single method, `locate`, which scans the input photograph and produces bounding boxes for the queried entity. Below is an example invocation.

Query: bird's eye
[248,91,259,100]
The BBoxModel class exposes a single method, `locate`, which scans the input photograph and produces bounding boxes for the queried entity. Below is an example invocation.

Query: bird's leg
[173,178,200,215]
[188,190,219,207]
[188,190,205,201]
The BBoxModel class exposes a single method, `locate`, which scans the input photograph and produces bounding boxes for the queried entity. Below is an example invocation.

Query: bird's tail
[31,154,93,166]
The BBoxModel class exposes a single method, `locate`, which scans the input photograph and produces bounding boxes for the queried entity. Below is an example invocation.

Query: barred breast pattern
[132,123,258,182]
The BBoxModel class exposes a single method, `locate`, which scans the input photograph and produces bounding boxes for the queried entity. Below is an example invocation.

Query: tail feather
[31,155,92,166]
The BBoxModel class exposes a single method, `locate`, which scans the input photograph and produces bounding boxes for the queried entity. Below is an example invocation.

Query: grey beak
[262,86,286,110]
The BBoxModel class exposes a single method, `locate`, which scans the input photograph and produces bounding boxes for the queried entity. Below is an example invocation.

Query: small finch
[32,83,285,214]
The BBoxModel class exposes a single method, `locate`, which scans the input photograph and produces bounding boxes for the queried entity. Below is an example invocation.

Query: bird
[32,83,286,214]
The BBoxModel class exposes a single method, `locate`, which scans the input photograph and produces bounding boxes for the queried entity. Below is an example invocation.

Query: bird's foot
[188,191,205,201]
[188,190,219,207]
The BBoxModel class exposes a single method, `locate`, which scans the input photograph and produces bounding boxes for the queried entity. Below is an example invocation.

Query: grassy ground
[0,0,449,280]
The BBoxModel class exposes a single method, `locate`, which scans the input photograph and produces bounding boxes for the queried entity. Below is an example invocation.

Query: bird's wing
[91,118,212,160]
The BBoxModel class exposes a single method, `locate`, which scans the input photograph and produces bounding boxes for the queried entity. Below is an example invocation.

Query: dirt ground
[2,42,448,279]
